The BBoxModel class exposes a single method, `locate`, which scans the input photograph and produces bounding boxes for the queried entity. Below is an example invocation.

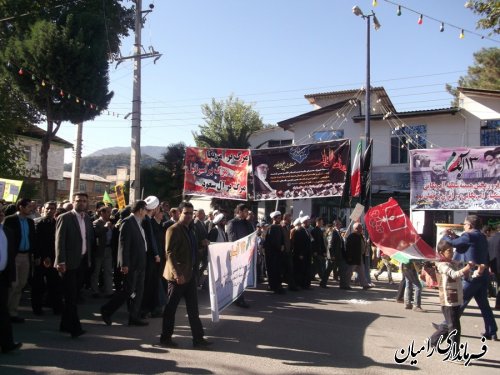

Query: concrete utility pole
[114,0,161,203]
[69,122,83,199]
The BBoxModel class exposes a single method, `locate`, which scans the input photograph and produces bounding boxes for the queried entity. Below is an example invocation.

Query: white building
[249,87,499,244]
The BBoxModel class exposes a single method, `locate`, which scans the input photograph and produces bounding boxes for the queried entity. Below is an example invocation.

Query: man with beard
[293,215,312,289]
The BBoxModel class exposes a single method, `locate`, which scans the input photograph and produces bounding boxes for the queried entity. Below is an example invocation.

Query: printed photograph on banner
[250,140,349,201]
[410,146,500,210]
[183,147,250,200]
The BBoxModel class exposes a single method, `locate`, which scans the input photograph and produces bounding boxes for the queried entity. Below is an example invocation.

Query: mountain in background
[87,146,166,160]
[64,153,160,177]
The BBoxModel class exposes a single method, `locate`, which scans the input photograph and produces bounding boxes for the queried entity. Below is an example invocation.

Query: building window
[79,182,87,191]
[267,139,293,148]
[391,125,427,164]
[24,146,31,163]
[57,179,68,190]
[94,183,104,193]
[480,119,500,146]
[312,130,344,142]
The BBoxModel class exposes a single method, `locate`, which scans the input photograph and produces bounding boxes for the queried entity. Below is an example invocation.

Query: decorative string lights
[6,60,124,119]
[383,0,499,43]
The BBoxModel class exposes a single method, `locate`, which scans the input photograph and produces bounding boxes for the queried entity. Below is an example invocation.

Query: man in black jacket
[101,200,149,327]
[321,219,346,289]
[32,201,62,315]
[226,203,254,308]
[264,211,285,294]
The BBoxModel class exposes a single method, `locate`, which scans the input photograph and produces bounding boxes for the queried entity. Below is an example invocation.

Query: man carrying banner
[160,202,211,348]
[226,203,254,308]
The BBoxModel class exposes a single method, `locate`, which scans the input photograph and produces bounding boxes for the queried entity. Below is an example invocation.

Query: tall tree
[465,1,500,35]
[142,142,187,207]
[193,96,265,149]
[0,0,134,200]
[193,96,265,212]
[446,47,500,105]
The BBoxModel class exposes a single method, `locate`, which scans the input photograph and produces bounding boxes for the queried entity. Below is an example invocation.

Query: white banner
[208,231,258,322]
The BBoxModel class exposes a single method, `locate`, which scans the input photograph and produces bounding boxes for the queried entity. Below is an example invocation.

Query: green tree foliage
[0,82,40,178]
[465,1,500,35]
[193,96,265,149]
[0,0,134,200]
[142,143,186,207]
[446,47,500,105]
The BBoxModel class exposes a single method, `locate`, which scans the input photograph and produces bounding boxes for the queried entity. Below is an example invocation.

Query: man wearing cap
[141,196,161,318]
[264,211,286,294]
[292,215,313,289]
[100,200,149,327]
[208,213,228,243]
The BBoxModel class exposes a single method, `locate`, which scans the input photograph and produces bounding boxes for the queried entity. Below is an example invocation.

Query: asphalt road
[1,273,499,375]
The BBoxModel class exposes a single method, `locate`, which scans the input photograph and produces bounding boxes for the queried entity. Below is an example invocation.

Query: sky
[51,0,500,163]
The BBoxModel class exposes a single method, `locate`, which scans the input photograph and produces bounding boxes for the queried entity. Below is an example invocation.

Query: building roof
[63,171,110,183]
[17,124,73,148]
[352,107,460,123]
[277,100,350,130]
[457,86,500,98]
[304,87,396,113]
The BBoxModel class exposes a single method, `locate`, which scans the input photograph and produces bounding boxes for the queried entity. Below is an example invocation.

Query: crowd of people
[0,194,498,353]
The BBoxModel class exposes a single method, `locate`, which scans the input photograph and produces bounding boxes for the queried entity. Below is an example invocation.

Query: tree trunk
[39,102,62,202]
[39,118,53,202]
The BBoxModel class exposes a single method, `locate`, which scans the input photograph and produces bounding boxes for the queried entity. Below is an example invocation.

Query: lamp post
[352,5,380,211]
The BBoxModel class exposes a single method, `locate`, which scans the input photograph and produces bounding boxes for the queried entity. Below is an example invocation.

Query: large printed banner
[207,231,257,322]
[410,147,500,210]
[0,178,23,202]
[251,140,349,200]
[184,147,250,200]
[366,198,439,264]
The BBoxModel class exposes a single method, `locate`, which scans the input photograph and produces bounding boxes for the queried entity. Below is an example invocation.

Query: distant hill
[64,153,159,177]
[88,146,166,160]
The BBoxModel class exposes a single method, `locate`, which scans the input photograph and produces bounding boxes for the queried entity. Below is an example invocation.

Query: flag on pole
[102,190,114,206]
[365,198,438,263]
[350,140,362,197]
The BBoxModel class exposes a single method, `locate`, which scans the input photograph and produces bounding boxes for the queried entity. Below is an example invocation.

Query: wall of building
[19,136,66,181]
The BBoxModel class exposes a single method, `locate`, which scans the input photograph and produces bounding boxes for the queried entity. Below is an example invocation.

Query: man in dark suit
[32,201,63,315]
[55,192,94,338]
[0,203,22,352]
[101,200,149,326]
[320,219,346,289]
[91,206,114,298]
[4,197,36,323]
[159,202,211,348]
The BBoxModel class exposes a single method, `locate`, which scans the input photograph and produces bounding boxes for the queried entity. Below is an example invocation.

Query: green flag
[103,190,114,206]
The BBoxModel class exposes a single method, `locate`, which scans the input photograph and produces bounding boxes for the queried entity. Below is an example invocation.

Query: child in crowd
[430,239,473,347]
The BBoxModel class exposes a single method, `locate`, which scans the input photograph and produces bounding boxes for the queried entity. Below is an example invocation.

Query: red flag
[365,198,438,261]
[350,141,362,197]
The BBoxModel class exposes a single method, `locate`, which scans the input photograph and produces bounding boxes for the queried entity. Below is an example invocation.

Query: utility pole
[69,122,83,200]
[114,0,161,203]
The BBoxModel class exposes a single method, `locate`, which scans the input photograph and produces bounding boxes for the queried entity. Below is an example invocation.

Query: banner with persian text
[183,147,250,200]
[410,147,500,210]
[0,178,23,202]
[250,140,349,201]
[207,231,257,322]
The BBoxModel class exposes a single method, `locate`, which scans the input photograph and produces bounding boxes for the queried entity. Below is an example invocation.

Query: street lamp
[352,5,380,211]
